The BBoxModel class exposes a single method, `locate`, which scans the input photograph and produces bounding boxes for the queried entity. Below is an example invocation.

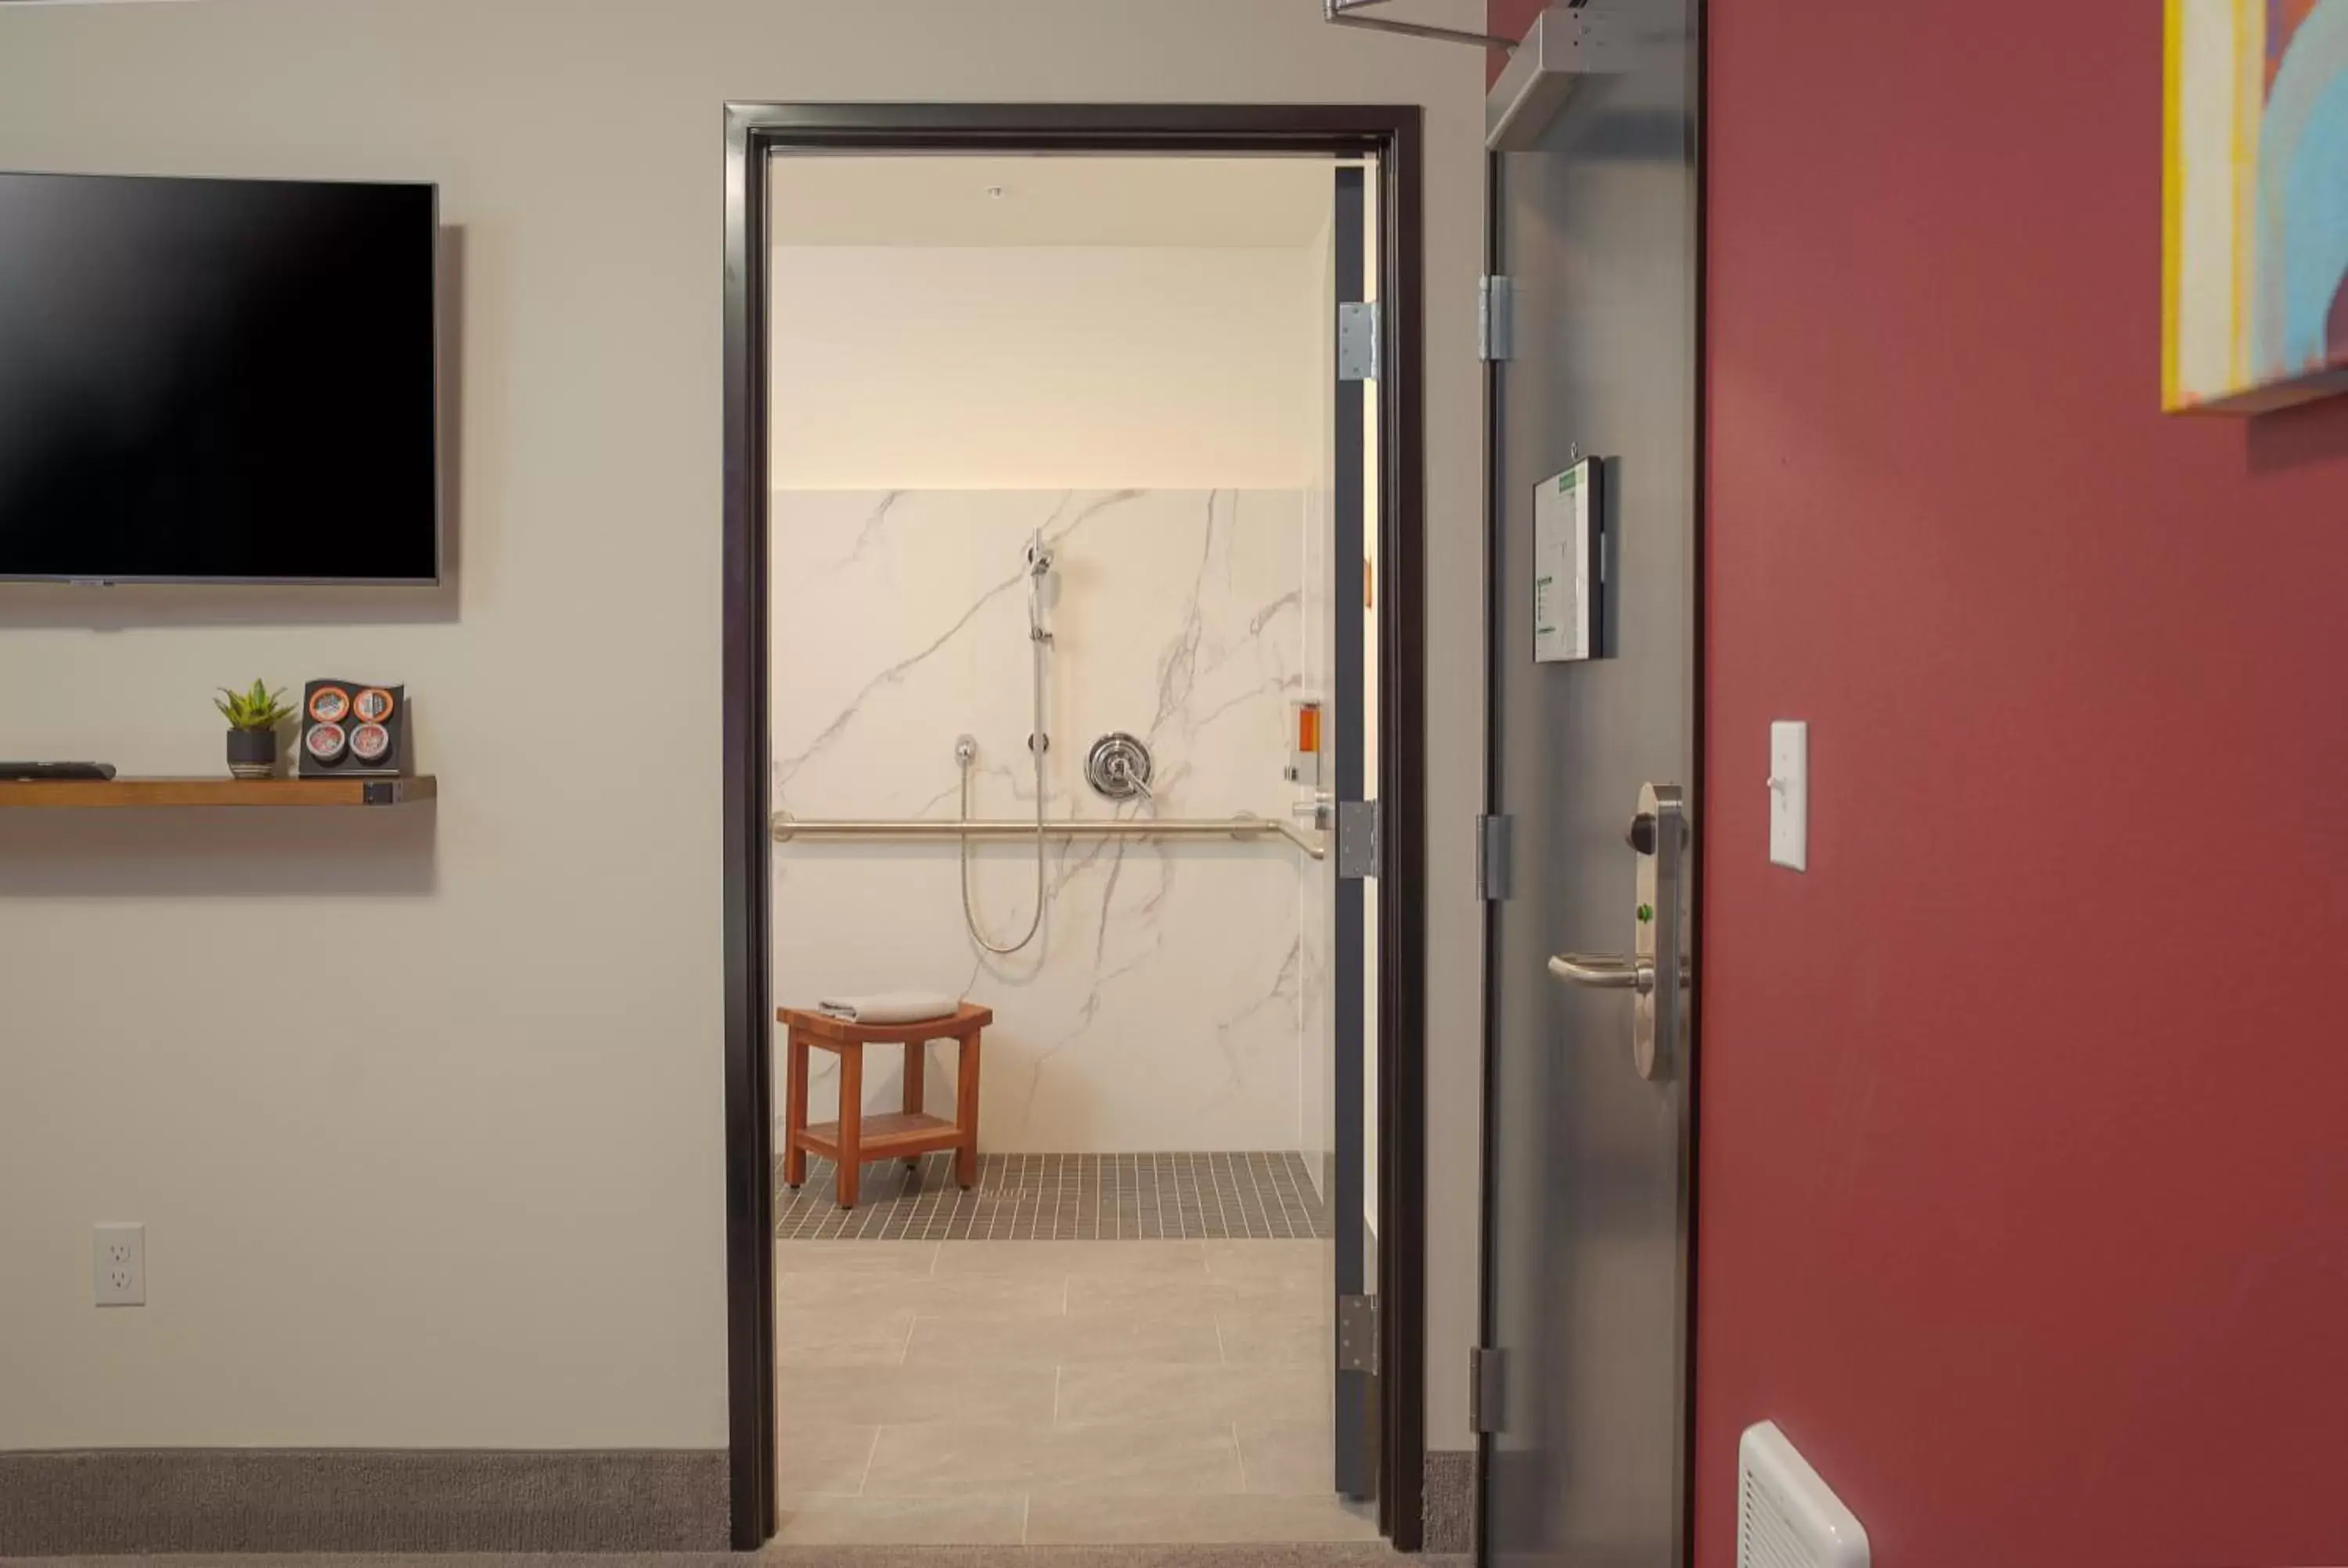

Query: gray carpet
[1417,1451,1478,1557]
[0,1451,726,1557]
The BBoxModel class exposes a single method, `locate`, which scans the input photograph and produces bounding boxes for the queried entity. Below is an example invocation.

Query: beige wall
[0,0,1487,1455]
[772,245,1321,489]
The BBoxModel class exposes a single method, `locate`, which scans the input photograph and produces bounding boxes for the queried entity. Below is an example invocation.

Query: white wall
[771,246,1316,490]
[0,0,1486,1455]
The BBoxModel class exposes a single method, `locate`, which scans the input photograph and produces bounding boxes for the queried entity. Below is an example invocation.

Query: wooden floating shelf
[0,775,437,810]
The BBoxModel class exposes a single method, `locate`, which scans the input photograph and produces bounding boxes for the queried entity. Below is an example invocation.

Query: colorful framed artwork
[2164,0,2348,412]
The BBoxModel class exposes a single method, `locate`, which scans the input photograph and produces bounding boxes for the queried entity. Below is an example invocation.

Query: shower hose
[959,545,1052,955]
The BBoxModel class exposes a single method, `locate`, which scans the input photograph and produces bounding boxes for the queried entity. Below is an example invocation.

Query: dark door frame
[722,100,1429,1552]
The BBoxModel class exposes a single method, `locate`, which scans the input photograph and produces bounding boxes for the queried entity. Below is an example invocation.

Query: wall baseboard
[0,1448,729,1555]
[1421,1448,1478,1555]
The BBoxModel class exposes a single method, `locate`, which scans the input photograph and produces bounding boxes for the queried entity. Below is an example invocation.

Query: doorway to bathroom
[722,105,1426,1553]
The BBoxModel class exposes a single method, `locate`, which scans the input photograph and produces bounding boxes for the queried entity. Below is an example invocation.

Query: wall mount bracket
[1486,3,1630,150]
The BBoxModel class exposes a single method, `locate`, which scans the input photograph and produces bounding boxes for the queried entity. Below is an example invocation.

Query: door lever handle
[1546,953,1690,993]
[1547,953,1653,993]
[1556,782,1689,1081]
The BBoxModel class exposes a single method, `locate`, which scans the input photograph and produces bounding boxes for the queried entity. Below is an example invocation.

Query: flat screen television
[0,172,441,584]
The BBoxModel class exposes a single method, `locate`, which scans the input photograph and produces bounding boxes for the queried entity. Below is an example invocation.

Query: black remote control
[0,762,118,782]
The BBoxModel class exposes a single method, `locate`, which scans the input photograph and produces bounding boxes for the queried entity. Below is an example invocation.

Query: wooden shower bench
[776,1002,990,1208]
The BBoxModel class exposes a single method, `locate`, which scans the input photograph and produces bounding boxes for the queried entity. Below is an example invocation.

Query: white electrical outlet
[93,1223,145,1307]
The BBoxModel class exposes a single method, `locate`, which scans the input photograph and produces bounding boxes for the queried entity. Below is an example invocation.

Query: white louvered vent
[1738,1422,1869,1568]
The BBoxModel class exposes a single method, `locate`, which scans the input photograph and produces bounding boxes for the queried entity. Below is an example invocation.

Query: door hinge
[1336,798,1382,880]
[1337,300,1381,382]
[1468,1345,1505,1434]
[1478,275,1515,362]
[1338,1293,1381,1374]
[1476,812,1514,900]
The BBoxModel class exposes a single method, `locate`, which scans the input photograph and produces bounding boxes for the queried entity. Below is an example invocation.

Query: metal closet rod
[1323,0,1529,50]
[771,815,1327,861]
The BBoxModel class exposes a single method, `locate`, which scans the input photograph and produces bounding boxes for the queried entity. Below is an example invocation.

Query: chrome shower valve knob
[1084,733,1154,801]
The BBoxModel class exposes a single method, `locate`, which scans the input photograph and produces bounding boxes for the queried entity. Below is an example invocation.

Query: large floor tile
[1026,1492,1377,1545]
[773,1423,880,1494]
[772,1493,1028,1545]
[776,1240,939,1278]
[1203,1239,1327,1283]
[932,1239,1208,1278]
[906,1310,1223,1367]
[1066,1269,1325,1324]
[1061,1268,1224,1318]
[862,1418,1244,1498]
[1219,1278,1328,1322]
[1056,1362,1329,1425]
[1237,1419,1336,1495]
[776,1365,1059,1426]
[776,1308,915,1368]
[1216,1311,1327,1366]
[779,1267,1070,1319]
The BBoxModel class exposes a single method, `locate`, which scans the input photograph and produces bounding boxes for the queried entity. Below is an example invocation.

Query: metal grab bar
[771,814,1327,861]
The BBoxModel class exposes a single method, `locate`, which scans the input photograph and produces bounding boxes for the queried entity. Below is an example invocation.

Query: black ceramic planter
[226,727,279,781]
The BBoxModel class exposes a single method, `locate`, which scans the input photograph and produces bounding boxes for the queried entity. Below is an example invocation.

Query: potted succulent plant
[214,680,294,781]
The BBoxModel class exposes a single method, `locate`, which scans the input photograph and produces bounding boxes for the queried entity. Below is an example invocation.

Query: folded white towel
[815,992,962,1026]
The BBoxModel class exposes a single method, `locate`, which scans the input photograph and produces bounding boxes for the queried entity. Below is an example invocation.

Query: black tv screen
[0,173,440,583]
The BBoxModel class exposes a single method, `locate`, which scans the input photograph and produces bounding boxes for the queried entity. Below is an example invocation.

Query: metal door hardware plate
[1337,300,1381,382]
[1478,813,1514,900]
[1468,1345,1506,1434]
[1630,782,1687,1081]
[1547,781,1691,1081]
[1336,798,1381,879]
[1478,275,1515,362]
[1337,1293,1381,1374]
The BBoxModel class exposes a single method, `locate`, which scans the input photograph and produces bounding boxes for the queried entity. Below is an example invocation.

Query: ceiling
[768,155,1340,249]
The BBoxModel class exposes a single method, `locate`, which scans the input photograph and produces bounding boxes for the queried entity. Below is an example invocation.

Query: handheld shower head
[1025,529,1055,646]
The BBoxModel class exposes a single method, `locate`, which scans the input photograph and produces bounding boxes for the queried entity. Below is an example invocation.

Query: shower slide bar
[770,814,1327,861]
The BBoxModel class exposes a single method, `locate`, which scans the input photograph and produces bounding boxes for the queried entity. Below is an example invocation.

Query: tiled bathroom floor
[775,1152,1330,1242]
[772,1238,1364,1546]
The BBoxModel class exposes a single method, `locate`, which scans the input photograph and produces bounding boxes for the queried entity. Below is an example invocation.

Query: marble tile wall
[769,490,1311,1153]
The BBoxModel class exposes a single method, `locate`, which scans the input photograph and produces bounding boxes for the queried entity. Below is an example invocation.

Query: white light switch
[1769,721,1807,871]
